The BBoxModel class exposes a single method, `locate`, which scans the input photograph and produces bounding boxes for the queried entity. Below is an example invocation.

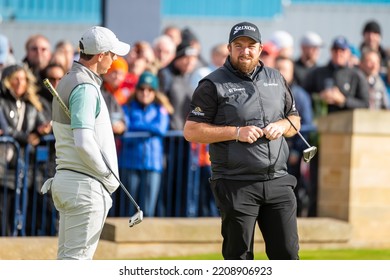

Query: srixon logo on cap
[233,25,256,35]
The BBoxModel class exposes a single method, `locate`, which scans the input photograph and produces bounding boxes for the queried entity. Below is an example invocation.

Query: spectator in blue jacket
[121,71,174,216]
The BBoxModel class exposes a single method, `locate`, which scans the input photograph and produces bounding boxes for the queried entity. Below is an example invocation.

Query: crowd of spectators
[1,19,390,235]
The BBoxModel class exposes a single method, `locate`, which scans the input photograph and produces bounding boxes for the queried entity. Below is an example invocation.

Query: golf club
[43,78,143,227]
[286,117,317,163]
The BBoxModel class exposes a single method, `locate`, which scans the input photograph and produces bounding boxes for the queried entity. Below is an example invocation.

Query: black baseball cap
[362,20,381,35]
[229,22,261,44]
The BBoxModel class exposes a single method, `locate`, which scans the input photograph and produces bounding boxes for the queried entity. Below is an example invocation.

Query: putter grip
[43,78,71,118]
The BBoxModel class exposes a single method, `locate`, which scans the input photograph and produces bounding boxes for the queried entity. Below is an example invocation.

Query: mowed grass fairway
[145,249,390,260]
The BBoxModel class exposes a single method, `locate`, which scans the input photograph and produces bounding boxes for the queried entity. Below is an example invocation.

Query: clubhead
[303,146,317,163]
[129,210,143,227]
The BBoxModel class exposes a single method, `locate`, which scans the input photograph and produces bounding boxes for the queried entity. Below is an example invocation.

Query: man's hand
[237,126,264,143]
[28,132,41,146]
[37,122,52,135]
[320,86,346,107]
[262,122,286,140]
[112,120,126,135]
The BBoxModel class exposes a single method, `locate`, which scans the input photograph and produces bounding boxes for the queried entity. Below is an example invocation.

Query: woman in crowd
[0,64,51,149]
[120,71,173,217]
[0,64,51,235]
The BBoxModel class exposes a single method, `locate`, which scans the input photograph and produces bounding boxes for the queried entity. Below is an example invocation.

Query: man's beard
[231,56,259,74]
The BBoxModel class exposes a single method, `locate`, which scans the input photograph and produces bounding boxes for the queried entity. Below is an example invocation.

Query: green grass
[146,249,390,260]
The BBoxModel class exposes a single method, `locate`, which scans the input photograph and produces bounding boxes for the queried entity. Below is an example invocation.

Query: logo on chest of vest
[263,82,278,87]
[228,87,245,93]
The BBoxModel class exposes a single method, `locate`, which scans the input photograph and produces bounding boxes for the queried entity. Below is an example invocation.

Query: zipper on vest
[252,80,273,173]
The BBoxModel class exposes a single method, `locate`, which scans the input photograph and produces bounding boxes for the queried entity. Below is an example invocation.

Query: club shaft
[43,78,140,210]
[101,154,140,210]
[296,130,311,149]
[286,116,312,148]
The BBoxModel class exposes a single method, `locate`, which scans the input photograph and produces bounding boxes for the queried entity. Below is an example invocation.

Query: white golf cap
[79,26,130,56]
[270,30,294,50]
[301,31,324,47]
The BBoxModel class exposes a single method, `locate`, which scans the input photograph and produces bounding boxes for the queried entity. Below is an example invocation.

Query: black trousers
[211,174,299,260]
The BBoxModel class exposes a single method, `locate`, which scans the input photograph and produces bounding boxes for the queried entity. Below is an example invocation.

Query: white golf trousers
[51,170,112,260]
